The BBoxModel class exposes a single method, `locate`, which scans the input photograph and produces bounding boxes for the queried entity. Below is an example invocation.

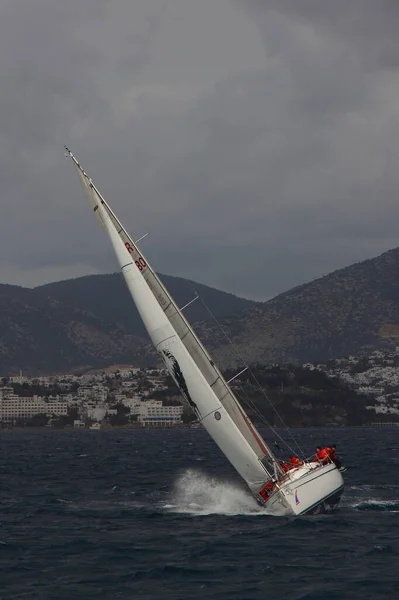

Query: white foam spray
[165,469,270,516]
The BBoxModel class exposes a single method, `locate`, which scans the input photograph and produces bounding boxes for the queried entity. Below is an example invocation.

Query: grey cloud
[1,0,399,301]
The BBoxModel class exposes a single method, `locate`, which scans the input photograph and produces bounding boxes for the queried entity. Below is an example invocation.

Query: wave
[164,469,269,516]
[349,484,399,491]
[353,499,399,512]
[342,484,399,512]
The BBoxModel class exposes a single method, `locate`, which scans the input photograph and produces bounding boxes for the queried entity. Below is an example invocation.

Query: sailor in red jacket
[259,479,275,501]
[288,455,303,468]
[280,460,290,473]
[328,444,343,469]
[328,445,336,460]
[315,446,330,464]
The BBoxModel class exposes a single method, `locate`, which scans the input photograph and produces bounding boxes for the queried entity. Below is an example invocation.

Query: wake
[164,469,269,516]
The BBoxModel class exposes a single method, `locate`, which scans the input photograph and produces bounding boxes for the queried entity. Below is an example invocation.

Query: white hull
[264,463,344,516]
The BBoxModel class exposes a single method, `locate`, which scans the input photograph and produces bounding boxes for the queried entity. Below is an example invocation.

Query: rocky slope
[201,247,399,368]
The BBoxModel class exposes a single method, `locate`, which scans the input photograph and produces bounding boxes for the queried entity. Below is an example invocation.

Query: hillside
[2,246,399,374]
[200,247,399,367]
[0,274,256,375]
[0,283,144,375]
[37,273,257,340]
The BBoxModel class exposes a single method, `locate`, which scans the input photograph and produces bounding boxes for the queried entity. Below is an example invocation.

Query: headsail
[65,147,272,493]
[64,148,277,471]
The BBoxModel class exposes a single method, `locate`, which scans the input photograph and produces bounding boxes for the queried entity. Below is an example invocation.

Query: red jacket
[328,447,337,460]
[316,448,330,463]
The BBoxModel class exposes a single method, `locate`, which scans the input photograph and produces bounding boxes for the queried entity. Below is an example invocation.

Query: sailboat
[65,147,344,516]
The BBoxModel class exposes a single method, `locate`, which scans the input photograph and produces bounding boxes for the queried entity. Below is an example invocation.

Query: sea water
[0,427,398,599]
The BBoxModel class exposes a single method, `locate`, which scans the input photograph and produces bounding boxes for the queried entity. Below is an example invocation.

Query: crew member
[328,444,342,469]
[315,446,330,464]
[280,460,290,473]
[288,455,303,468]
[259,479,275,501]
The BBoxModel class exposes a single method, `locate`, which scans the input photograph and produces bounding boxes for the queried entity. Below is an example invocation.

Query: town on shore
[1,349,399,429]
[0,366,187,430]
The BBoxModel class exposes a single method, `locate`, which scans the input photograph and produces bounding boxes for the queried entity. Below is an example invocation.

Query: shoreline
[1,423,395,432]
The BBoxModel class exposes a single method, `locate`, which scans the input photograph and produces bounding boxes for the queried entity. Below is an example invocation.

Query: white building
[92,385,108,402]
[78,387,92,398]
[8,374,29,385]
[36,376,55,387]
[114,394,127,403]
[78,385,108,402]
[122,397,142,413]
[87,405,108,422]
[0,390,67,423]
[136,399,183,427]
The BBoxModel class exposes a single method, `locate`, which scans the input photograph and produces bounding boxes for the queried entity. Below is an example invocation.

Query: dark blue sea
[1,427,398,599]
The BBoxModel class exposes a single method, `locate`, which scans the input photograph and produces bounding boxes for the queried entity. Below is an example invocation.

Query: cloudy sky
[1,0,399,300]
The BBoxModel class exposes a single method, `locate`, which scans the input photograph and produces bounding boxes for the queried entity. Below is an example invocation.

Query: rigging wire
[187,285,306,459]
[233,382,303,459]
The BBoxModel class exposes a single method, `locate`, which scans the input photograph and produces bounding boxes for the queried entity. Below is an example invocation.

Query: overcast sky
[1,0,399,300]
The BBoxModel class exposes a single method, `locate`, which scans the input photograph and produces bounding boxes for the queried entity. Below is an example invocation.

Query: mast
[65,147,274,493]
[64,147,280,473]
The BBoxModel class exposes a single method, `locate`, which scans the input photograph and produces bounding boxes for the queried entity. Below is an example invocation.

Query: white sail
[67,151,275,468]
[66,149,271,494]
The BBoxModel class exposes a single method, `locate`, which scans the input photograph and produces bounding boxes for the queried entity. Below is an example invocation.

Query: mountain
[37,273,257,340]
[0,274,256,375]
[2,246,399,375]
[200,247,399,367]
[0,282,143,376]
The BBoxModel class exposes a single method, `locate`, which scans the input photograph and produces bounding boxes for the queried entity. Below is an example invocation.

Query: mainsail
[65,148,277,471]
[66,148,284,491]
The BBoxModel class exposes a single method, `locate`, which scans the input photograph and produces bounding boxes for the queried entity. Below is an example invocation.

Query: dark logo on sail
[160,349,201,418]
[214,411,221,421]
